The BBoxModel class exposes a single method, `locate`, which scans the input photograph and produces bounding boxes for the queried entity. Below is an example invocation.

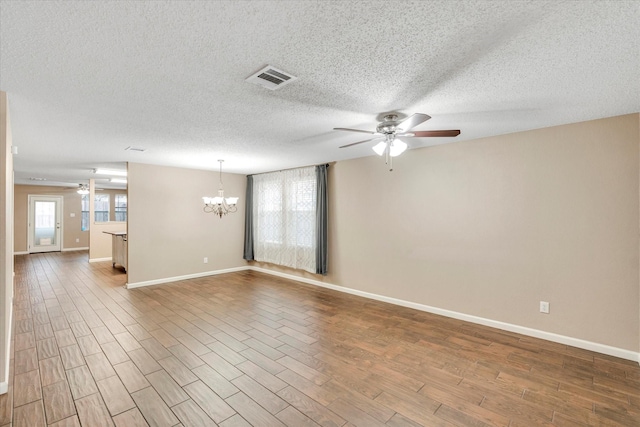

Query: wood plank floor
[1,251,639,427]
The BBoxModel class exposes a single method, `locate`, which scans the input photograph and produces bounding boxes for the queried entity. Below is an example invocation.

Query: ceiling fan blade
[339,137,382,148]
[396,113,431,131]
[333,127,376,134]
[403,130,461,137]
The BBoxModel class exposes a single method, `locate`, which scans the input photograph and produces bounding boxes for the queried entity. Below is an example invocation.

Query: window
[81,195,89,231]
[80,193,127,227]
[252,166,317,273]
[94,194,110,222]
[286,178,316,248]
[115,194,127,222]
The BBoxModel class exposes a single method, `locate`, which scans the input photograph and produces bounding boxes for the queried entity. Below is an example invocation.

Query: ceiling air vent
[245,65,297,90]
[125,146,146,152]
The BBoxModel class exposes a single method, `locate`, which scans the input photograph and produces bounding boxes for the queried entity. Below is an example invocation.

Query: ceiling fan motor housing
[376,114,401,134]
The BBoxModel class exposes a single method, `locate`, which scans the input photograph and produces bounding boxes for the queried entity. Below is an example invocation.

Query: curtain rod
[247,163,330,177]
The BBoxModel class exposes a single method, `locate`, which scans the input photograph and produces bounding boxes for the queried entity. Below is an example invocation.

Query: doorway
[28,195,62,253]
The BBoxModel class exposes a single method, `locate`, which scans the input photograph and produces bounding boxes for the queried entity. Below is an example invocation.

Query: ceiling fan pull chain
[386,143,393,171]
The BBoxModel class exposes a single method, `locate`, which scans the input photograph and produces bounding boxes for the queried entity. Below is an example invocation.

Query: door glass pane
[34,201,56,245]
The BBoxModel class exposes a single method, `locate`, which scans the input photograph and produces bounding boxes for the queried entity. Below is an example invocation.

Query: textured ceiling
[1,0,639,188]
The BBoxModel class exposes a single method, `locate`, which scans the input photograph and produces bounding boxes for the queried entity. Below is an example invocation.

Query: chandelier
[202,160,239,218]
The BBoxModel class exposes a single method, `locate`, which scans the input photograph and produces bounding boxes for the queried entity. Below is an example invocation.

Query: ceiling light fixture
[94,168,127,176]
[203,160,239,218]
[335,113,460,172]
[77,184,89,195]
[372,134,408,171]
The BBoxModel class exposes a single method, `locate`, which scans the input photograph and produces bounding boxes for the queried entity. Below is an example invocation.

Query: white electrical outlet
[204,257,208,264]
[75,238,80,243]
[70,212,75,217]
[540,301,550,314]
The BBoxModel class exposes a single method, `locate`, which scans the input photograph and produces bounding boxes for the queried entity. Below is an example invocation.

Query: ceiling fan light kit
[372,137,408,157]
[334,113,460,171]
[77,184,89,195]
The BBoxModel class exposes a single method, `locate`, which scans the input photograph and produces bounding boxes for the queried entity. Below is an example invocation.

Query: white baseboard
[1,301,13,395]
[249,266,640,363]
[121,264,640,363]
[89,257,112,263]
[125,267,249,289]
[15,248,87,255]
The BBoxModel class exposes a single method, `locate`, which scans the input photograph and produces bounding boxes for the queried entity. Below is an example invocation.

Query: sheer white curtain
[252,166,317,273]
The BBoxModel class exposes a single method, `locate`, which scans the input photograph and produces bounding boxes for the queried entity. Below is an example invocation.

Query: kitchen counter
[103,231,127,272]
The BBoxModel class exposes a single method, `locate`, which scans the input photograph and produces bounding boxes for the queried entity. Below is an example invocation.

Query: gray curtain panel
[243,175,254,261]
[315,164,328,275]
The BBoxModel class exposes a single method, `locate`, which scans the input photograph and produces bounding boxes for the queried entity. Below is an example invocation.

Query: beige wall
[89,221,127,261]
[253,114,640,353]
[0,91,14,393]
[14,185,90,253]
[127,162,246,285]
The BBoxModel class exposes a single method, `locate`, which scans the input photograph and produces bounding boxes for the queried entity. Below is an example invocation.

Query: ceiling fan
[334,113,460,170]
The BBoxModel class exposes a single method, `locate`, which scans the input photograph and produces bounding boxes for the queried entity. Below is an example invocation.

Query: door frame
[28,195,63,253]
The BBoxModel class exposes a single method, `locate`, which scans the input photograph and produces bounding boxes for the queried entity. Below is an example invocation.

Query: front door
[28,195,62,253]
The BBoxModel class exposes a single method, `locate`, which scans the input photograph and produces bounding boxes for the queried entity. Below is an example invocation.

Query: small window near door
[94,194,110,222]
[115,194,127,222]
[81,194,89,231]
